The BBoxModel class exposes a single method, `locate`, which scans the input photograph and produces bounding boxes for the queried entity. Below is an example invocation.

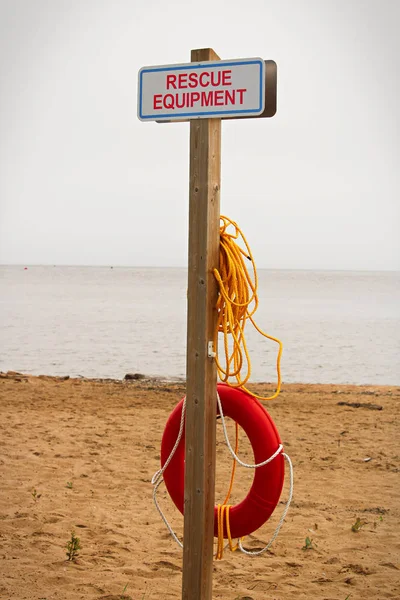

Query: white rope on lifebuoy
[237,453,293,555]
[151,398,186,549]
[151,392,293,555]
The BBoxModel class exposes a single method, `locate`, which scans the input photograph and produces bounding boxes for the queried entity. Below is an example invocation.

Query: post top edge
[191,48,221,61]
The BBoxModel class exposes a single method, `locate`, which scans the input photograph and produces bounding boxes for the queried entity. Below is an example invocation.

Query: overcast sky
[0,0,399,270]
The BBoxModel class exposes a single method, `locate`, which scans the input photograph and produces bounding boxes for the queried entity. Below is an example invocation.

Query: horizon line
[1,263,399,274]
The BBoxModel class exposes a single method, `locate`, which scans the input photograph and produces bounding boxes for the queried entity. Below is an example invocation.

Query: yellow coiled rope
[214,216,283,558]
[213,215,283,401]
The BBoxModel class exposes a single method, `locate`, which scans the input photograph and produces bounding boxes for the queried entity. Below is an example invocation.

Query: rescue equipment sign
[138,58,265,121]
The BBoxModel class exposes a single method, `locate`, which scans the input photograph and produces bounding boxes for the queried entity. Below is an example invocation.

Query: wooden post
[182,48,221,600]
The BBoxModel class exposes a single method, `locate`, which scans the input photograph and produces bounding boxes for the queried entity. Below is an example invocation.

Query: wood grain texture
[182,48,221,600]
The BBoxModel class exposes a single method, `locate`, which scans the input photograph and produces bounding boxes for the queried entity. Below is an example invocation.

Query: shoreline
[1,370,398,391]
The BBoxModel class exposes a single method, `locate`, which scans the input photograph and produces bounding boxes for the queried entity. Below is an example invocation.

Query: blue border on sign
[138,59,264,120]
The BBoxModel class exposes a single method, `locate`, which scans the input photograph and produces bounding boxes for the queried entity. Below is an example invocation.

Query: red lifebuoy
[161,383,285,539]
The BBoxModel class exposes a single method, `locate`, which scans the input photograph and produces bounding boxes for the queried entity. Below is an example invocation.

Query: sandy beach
[0,371,399,599]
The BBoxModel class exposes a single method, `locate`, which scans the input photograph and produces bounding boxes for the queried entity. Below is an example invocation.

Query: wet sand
[0,372,399,599]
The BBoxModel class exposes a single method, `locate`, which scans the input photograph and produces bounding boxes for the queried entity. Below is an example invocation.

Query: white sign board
[138,58,265,122]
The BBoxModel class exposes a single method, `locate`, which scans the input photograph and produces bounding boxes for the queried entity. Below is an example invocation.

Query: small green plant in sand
[66,531,81,561]
[66,481,73,489]
[351,517,366,532]
[374,515,384,529]
[302,536,315,550]
[31,488,41,502]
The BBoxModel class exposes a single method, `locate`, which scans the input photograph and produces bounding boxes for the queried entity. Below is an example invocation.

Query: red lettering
[237,88,246,104]
[176,94,186,109]
[153,85,247,113]
[200,72,210,87]
[210,71,221,86]
[178,73,188,88]
[190,92,200,107]
[214,90,224,106]
[188,72,198,88]
[201,91,213,106]
[225,89,235,105]
[153,94,162,109]
[222,70,232,86]
[166,75,176,90]
[164,94,175,109]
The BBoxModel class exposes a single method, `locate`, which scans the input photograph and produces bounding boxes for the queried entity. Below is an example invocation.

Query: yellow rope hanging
[216,504,239,559]
[216,420,240,559]
[214,215,283,558]
[213,215,283,401]
[222,422,239,506]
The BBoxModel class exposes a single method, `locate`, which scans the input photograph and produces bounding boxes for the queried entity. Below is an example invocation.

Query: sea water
[0,266,399,385]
